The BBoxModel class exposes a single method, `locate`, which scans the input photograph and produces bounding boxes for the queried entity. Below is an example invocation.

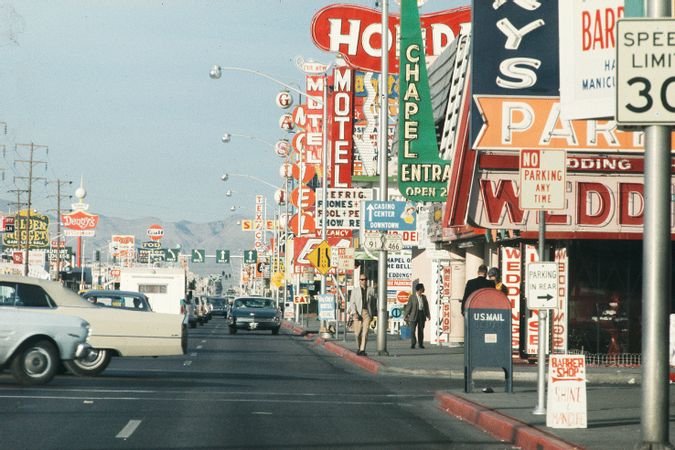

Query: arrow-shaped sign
[537,293,554,301]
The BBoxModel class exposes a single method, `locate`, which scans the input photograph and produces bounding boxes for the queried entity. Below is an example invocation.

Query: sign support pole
[319,71,332,339]
[376,0,389,356]
[533,210,547,415]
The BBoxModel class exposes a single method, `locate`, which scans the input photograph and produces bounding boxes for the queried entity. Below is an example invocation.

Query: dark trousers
[411,317,426,348]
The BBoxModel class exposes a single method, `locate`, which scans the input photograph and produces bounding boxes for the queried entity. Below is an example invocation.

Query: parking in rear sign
[526,262,558,310]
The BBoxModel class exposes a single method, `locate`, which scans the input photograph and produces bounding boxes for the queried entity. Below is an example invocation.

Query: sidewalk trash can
[400,325,411,340]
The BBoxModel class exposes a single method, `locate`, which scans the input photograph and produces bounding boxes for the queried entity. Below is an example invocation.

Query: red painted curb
[341,351,381,374]
[435,392,584,450]
[670,371,675,383]
[323,341,347,357]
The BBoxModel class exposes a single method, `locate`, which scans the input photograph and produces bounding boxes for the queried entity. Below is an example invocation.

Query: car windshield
[234,298,275,309]
[209,298,225,307]
[83,293,151,311]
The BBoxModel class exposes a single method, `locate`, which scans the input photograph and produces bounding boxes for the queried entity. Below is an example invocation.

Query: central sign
[519,149,566,210]
[307,240,332,275]
[363,201,416,231]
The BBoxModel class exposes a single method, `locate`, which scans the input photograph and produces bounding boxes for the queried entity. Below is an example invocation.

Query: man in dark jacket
[404,283,430,349]
[461,264,495,315]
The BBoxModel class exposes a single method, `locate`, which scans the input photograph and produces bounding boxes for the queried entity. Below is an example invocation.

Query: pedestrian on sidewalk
[488,267,508,295]
[404,283,430,349]
[348,273,377,356]
[461,264,494,315]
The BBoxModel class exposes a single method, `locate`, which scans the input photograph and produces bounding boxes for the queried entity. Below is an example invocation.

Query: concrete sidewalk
[282,319,674,450]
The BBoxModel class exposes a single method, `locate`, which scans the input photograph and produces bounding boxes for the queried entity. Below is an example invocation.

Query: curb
[435,392,584,450]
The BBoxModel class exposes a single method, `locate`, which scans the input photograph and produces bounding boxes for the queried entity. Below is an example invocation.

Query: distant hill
[0,199,252,277]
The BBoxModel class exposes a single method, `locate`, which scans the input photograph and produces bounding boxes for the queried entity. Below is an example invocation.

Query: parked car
[228,297,281,335]
[0,275,187,377]
[81,290,153,311]
[207,296,228,318]
[0,308,91,385]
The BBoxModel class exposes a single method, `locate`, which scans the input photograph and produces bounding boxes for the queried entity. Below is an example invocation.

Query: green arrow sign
[216,249,230,264]
[243,249,257,264]
[191,249,205,263]
[163,248,179,262]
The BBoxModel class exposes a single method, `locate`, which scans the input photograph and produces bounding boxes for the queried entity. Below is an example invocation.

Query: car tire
[272,327,280,335]
[229,326,237,334]
[10,340,58,386]
[63,348,111,376]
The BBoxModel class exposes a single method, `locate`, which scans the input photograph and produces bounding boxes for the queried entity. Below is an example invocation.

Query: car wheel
[272,328,280,335]
[10,340,58,386]
[63,348,111,376]
[229,326,237,334]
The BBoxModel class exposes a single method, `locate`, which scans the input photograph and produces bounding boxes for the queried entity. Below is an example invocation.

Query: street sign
[244,250,258,264]
[141,241,162,249]
[307,240,332,275]
[191,249,205,263]
[163,248,179,262]
[384,234,404,252]
[363,200,417,231]
[526,262,558,309]
[362,232,385,250]
[616,19,675,125]
[216,249,230,264]
[519,149,566,210]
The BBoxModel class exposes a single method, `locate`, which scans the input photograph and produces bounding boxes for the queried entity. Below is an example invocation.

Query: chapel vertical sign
[398,0,450,202]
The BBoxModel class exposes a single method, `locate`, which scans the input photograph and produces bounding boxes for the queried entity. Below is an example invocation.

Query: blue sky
[0,0,468,223]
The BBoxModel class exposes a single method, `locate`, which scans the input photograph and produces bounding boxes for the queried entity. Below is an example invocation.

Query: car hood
[232,308,278,319]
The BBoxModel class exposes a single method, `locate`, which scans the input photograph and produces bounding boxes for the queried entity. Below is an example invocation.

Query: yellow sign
[307,240,332,275]
[241,220,252,231]
[271,272,284,288]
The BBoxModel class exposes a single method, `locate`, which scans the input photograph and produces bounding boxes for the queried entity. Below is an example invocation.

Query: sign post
[617,10,674,448]
[519,149,567,416]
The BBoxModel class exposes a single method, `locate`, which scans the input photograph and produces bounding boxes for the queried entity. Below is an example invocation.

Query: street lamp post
[211,65,332,328]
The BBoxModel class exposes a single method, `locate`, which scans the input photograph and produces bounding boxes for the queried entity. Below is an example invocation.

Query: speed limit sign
[616,19,675,125]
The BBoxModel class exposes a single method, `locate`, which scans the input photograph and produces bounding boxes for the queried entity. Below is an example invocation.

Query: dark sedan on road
[228,297,281,335]
[207,296,228,318]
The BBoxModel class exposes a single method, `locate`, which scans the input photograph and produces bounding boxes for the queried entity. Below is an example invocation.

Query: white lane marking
[252,411,273,415]
[196,345,203,350]
[183,360,192,366]
[83,400,94,404]
[190,352,197,357]
[116,419,142,439]
[0,395,406,406]
[201,340,206,343]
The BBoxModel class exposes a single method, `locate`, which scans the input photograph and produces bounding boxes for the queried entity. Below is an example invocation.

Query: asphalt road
[0,319,513,449]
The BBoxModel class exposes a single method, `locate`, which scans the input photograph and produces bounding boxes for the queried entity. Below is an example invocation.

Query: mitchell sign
[311,4,470,73]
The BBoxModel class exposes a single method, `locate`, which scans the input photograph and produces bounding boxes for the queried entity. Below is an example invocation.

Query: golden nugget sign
[2,210,49,249]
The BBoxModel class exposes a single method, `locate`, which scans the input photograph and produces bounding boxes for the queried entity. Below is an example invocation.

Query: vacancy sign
[519,149,566,210]
[547,354,587,429]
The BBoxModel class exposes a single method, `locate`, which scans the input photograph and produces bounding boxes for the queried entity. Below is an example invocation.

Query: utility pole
[47,179,73,281]
[13,143,48,276]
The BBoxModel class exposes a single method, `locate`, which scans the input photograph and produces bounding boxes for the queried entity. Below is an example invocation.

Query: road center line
[116,419,142,439]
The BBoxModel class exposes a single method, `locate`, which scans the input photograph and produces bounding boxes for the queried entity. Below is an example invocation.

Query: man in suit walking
[348,273,377,356]
[404,283,430,349]
[461,264,495,315]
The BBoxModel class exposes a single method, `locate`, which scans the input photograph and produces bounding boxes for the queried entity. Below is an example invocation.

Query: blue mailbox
[464,288,513,393]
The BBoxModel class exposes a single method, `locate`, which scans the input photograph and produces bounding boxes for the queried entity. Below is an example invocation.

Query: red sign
[330,66,354,188]
[288,212,317,236]
[304,74,324,164]
[293,236,351,269]
[396,290,410,303]
[292,163,316,183]
[61,210,99,230]
[311,5,471,72]
[147,224,164,241]
[290,186,316,209]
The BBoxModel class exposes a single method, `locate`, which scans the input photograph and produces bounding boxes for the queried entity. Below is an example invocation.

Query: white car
[0,275,187,377]
[0,309,91,385]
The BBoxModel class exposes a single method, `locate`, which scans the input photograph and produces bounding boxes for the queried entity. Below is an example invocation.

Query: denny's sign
[62,210,99,237]
[311,4,470,73]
